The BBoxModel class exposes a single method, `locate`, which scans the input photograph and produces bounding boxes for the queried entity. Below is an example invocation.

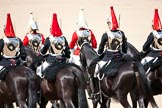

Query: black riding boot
[145,59,161,73]
[150,59,161,71]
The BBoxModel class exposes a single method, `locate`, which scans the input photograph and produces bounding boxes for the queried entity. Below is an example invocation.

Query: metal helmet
[77,9,88,29]
[28,13,39,32]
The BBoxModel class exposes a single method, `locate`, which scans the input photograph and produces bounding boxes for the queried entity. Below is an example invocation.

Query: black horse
[126,42,162,108]
[0,65,39,108]
[25,47,89,108]
[79,43,110,108]
[79,37,158,108]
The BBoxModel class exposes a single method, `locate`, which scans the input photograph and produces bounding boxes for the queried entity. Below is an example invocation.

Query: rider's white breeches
[69,55,81,66]
[94,60,108,78]
[141,56,154,65]
[36,61,50,78]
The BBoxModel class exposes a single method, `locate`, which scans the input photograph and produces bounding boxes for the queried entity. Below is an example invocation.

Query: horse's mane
[127,42,139,52]
[25,47,44,71]
[80,43,99,68]
[126,42,142,62]
[25,47,37,58]
[84,43,98,56]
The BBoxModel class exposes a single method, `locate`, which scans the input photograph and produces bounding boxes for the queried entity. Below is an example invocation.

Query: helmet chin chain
[7,43,16,51]
[55,43,63,50]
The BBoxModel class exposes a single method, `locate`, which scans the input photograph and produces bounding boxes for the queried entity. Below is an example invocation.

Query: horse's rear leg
[63,98,75,108]
[3,103,14,108]
[16,100,28,108]
[39,96,48,108]
[116,90,131,108]
[61,85,77,108]
[58,100,66,108]
[119,96,131,108]
[135,72,158,108]
[100,96,111,108]
[14,93,27,108]
[144,99,149,108]
[130,91,138,108]
[51,100,60,108]
[11,87,27,108]
[62,86,78,108]
[92,101,98,108]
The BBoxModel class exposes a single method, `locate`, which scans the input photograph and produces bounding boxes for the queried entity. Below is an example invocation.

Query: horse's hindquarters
[3,66,38,108]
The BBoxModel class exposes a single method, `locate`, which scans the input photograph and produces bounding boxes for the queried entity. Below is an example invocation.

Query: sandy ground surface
[1,0,162,107]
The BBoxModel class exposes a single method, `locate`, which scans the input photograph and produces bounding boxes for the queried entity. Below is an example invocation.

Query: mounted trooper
[0,13,27,80]
[69,8,97,66]
[85,6,128,99]
[141,9,162,73]
[36,13,70,78]
[94,6,127,78]
[23,13,45,54]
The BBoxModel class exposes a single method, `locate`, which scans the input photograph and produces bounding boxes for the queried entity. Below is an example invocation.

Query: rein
[80,41,90,50]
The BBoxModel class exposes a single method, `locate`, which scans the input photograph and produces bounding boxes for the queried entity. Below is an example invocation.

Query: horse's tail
[26,68,38,108]
[72,66,89,108]
[134,61,158,108]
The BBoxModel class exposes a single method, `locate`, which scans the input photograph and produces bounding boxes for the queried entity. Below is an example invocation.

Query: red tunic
[69,29,97,48]
[69,29,97,55]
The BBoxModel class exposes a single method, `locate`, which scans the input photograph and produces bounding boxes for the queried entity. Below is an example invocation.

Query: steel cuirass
[76,30,91,47]
[49,35,65,55]
[2,37,20,58]
[106,31,123,52]
[27,34,42,52]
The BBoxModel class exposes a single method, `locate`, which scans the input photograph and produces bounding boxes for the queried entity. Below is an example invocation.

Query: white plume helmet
[28,13,39,31]
[107,16,112,23]
[77,9,88,29]
[106,16,113,30]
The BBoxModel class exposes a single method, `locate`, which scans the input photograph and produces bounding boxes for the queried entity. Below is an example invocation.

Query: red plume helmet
[4,13,15,38]
[50,13,62,37]
[110,6,119,30]
[153,9,162,30]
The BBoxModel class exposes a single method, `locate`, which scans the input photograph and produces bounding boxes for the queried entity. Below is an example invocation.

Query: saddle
[144,57,162,71]
[100,58,126,79]
[42,56,67,81]
[0,59,24,80]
